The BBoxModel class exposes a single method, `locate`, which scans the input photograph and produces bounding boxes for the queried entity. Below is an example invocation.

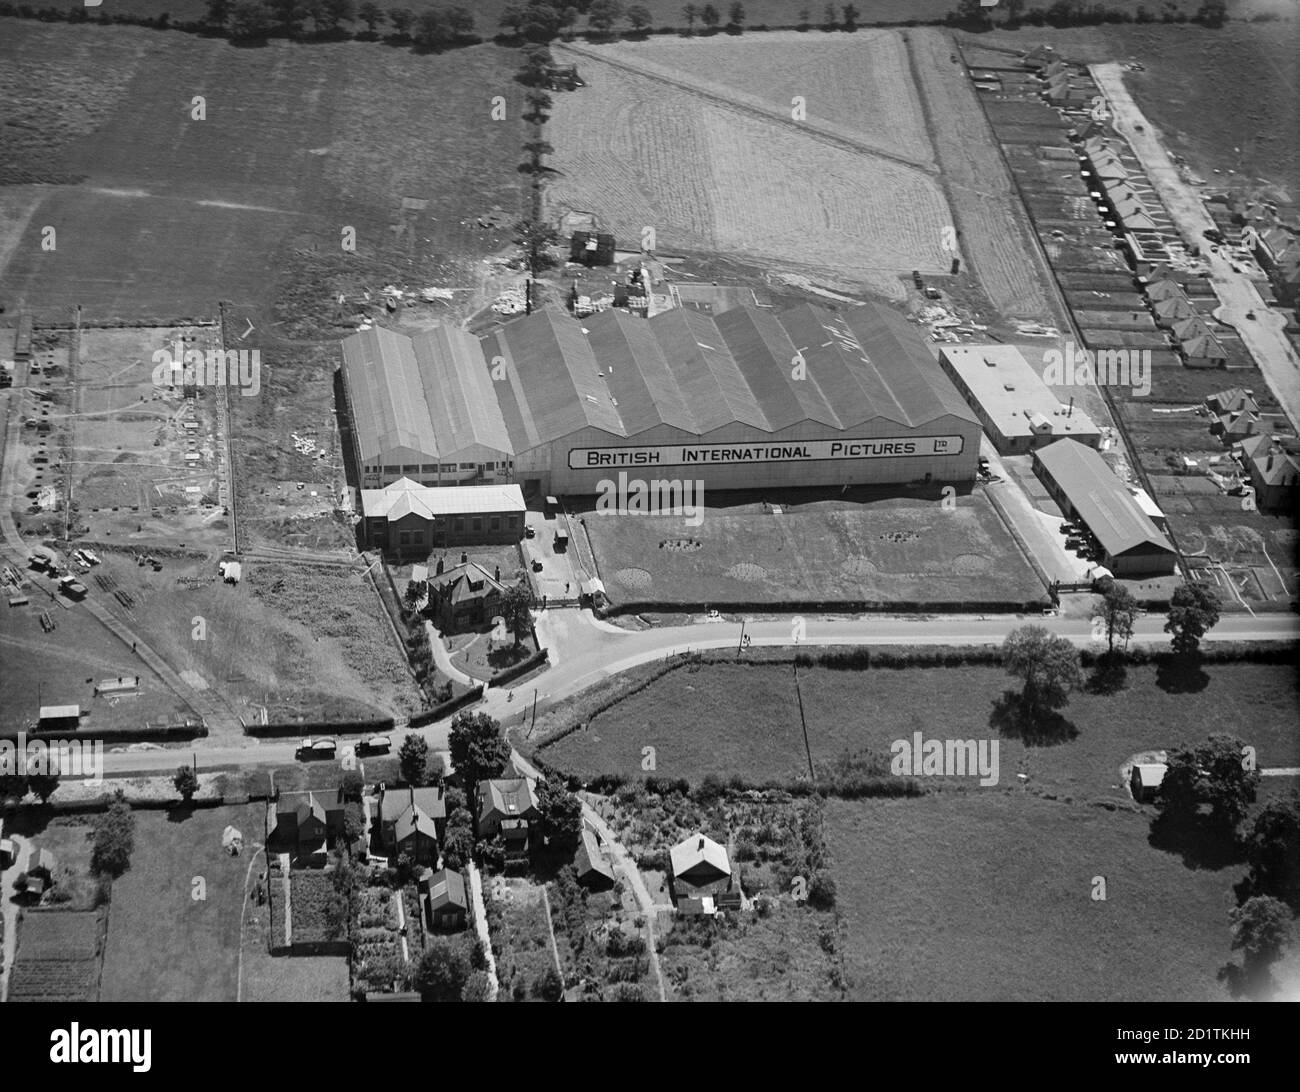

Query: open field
[828,793,1255,1000]
[582,490,1045,609]
[540,659,1300,799]
[99,804,262,1002]
[0,584,186,734]
[545,33,953,298]
[908,27,1060,324]
[0,22,528,327]
[72,326,231,550]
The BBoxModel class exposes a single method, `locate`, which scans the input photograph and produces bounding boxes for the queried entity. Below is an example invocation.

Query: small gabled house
[268,788,346,858]
[426,562,507,633]
[574,826,616,890]
[421,867,469,931]
[1237,433,1300,511]
[669,832,733,901]
[1130,763,1167,804]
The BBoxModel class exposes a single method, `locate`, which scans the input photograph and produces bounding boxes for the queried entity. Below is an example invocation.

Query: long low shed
[1033,439,1177,577]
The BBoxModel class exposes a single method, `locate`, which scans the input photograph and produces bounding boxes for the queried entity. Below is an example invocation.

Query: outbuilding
[1033,440,1177,576]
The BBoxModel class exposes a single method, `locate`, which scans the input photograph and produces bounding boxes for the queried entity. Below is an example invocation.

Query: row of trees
[202,0,477,44]
[954,0,1229,29]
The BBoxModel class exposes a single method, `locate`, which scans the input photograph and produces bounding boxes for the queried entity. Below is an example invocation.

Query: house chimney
[698,837,704,850]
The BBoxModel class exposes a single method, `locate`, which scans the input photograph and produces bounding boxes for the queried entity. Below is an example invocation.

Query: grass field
[99,804,262,1002]
[582,490,1044,609]
[0,583,187,734]
[0,22,528,326]
[827,793,1258,1000]
[545,32,953,297]
[540,659,1300,799]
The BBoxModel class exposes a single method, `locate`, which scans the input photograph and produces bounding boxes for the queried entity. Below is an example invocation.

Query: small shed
[424,868,469,931]
[37,705,81,733]
[1130,763,1167,804]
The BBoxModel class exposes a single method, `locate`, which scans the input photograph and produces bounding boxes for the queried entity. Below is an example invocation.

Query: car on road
[358,735,391,755]
[297,738,338,760]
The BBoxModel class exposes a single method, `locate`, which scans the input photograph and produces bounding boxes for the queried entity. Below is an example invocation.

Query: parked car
[297,738,338,760]
[359,735,391,755]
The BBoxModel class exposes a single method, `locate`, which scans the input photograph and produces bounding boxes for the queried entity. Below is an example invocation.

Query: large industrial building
[1033,440,1177,577]
[938,345,1102,455]
[340,303,981,504]
[340,324,513,491]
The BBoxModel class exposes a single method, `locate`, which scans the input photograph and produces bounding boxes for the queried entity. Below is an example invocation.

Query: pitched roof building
[1033,440,1177,576]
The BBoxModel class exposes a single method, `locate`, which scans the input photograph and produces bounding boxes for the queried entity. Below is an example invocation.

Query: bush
[91,792,136,878]
[808,872,837,910]
[533,966,564,1001]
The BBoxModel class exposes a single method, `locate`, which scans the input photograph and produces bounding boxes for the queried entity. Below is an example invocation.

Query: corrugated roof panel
[583,309,695,434]
[714,307,822,431]
[411,324,513,458]
[341,327,439,462]
[648,309,769,432]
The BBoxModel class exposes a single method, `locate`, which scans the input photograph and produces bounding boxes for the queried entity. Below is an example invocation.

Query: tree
[533,965,564,1000]
[500,3,525,34]
[1245,795,1300,907]
[682,2,697,31]
[92,791,136,878]
[343,802,366,846]
[522,137,555,161]
[229,0,272,38]
[398,733,432,786]
[726,1,744,28]
[462,970,493,1001]
[448,711,511,790]
[1004,0,1025,24]
[356,0,384,32]
[205,0,232,27]
[820,2,836,30]
[514,217,559,274]
[524,89,553,121]
[267,0,307,36]
[519,43,553,85]
[1095,579,1138,655]
[587,0,623,33]
[441,810,475,870]
[1229,896,1292,971]
[173,765,199,804]
[1165,581,1221,655]
[841,3,859,30]
[309,0,354,34]
[1001,624,1084,722]
[1157,733,1259,836]
[415,936,472,1000]
[387,6,413,36]
[627,3,651,31]
[536,778,582,850]
[520,1,563,40]
[700,3,720,29]
[413,9,449,47]
[1194,0,1226,27]
[445,5,475,38]
[499,582,533,646]
[341,768,365,802]
[955,0,991,28]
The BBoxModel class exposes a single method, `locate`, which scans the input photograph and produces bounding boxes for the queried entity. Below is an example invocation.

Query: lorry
[297,738,338,761]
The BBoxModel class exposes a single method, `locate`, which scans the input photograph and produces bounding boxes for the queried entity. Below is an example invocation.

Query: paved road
[90,606,1300,778]
[1091,63,1300,429]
